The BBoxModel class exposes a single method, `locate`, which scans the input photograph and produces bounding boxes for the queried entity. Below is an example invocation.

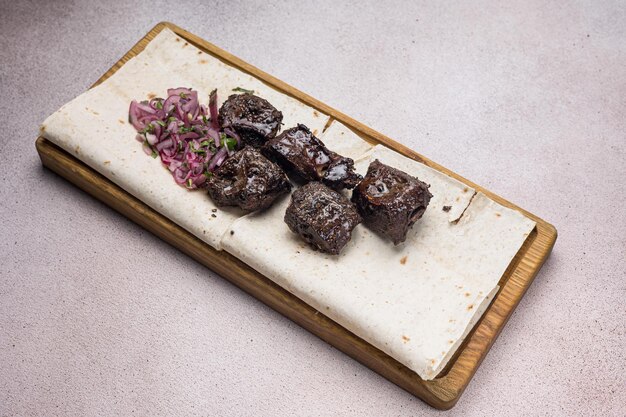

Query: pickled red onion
[129,87,240,190]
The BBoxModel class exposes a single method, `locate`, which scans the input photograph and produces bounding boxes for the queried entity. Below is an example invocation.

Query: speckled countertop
[1,1,624,416]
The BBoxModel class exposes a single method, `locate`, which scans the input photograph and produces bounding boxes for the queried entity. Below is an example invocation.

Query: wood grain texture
[35,22,557,409]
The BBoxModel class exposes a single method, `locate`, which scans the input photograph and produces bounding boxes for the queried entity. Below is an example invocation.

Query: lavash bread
[221,144,535,379]
[40,29,330,249]
[41,28,536,380]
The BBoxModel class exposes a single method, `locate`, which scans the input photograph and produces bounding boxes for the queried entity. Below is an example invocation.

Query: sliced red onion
[142,142,153,156]
[163,94,182,113]
[136,101,157,114]
[208,147,228,171]
[137,114,159,128]
[167,120,178,134]
[208,89,219,130]
[207,127,220,147]
[155,138,174,151]
[129,101,144,130]
[145,133,158,146]
[130,87,234,190]
[149,98,163,110]
[191,104,200,120]
[173,167,187,184]
[177,105,187,125]
[149,120,162,140]
[167,160,182,172]
[193,176,207,187]
[181,90,199,113]
[161,147,177,158]
[179,132,200,141]
[167,87,193,97]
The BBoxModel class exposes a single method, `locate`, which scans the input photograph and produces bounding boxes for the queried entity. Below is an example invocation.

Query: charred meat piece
[263,124,362,190]
[207,146,291,212]
[218,93,283,147]
[285,182,361,255]
[351,160,432,245]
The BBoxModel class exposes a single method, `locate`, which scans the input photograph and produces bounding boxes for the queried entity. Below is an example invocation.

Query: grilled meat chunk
[207,146,291,212]
[284,182,361,255]
[218,93,283,147]
[263,124,361,190]
[351,160,432,245]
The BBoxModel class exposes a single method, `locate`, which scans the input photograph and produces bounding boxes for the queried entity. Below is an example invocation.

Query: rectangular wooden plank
[36,22,557,409]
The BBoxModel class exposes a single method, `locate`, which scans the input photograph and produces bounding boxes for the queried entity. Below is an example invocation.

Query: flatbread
[41,28,536,380]
[40,28,330,249]
[320,120,374,159]
[221,144,535,379]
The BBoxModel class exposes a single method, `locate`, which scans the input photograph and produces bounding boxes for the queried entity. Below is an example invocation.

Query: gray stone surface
[1,0,625,415]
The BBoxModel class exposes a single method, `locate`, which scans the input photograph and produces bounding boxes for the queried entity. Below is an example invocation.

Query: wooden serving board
[35,22,557,409]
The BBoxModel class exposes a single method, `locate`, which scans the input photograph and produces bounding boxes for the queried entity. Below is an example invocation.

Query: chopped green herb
[155,100,163,110]
[232,87,254,94]
[168,116,176,123]
[191,147,206,155]
[188,142,205,155]
[179,92,187,99]
[202,115,208,124]
[187,178,193,188]
[151,149,158,159]
[224,137,237,151]
[200,140,212,147]
[204,171,213,178]
[220,133,237,151]
[156,120,166,127]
